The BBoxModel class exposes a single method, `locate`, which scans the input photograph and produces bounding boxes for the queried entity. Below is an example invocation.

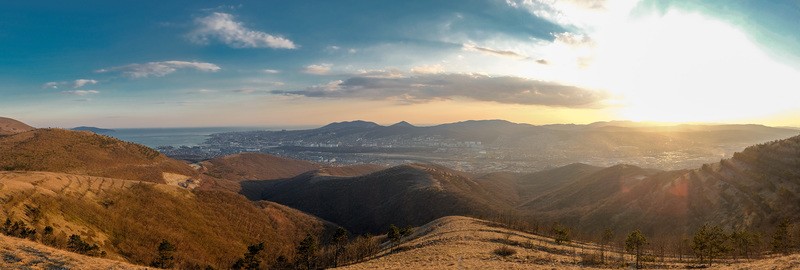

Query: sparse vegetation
[493,245,517,257]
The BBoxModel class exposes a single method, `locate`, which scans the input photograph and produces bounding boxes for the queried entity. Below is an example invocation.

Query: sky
[1,0,800,128]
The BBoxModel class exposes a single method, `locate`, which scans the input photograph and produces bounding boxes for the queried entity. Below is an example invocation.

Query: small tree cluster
[67,234,104,257]
[1,217,37,240]
[691,224,730,266]
[232,242,264,270]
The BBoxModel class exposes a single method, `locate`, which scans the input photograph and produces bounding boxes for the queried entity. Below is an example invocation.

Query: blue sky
[2,0,799,128]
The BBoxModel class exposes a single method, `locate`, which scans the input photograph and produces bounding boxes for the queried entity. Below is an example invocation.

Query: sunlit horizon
[2,1,800,128]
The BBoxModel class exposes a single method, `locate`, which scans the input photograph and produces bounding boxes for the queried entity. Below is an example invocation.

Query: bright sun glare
[592,11,800,123]
[514,2,800,124]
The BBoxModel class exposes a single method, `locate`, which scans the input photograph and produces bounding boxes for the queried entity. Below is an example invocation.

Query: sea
[106,126,315,148]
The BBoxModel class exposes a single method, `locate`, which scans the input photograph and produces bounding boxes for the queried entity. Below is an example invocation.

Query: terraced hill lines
[0,171,332,268]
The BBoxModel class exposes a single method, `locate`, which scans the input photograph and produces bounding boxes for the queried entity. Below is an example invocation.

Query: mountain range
[1,116,799,269]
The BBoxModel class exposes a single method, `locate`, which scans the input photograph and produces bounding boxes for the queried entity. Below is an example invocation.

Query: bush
[493,246,517,257]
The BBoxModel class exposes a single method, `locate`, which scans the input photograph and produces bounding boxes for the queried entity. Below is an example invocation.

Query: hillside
[337,216,800,269]
[519,135,800,236]
[243,163,512,234]
[0,116,35,136]
[201,152,321,181]
[0,234,148,269]
[0,171,333,268]
[0,128,197,184]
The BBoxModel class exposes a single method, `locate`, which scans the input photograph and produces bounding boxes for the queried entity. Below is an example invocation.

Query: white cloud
[188,12,296,49]
[303,63,333,75]
[97,61,221,78]
[42,82,60,89]
[61,90,100,96]
[73,79,98,88]
[42,79,99,89]
[262,69,281,74]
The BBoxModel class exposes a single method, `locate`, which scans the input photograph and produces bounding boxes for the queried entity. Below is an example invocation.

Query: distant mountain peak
[71,126,115,133]
[389,121,415,128]
[320,120,381,130]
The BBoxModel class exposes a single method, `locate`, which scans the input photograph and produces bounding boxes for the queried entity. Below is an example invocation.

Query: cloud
[411,64,444,74]
[554,32,594,47]
[73,79,98,88]
[61,90,100,96]
[262,69,281,74]
[272,73,606,107]
[42,79,99,89]
[303,63,332,75]
[462,43,527,59]
[96,61,221,78]
[188,12,296,49]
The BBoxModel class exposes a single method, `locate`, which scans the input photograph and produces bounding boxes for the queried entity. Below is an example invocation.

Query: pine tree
[600,228,614,264]
[772,219,791,254]
[625,229,647,269]
[151,239,177,269]
[387,224,401,243]
[297,234,318,270]
[333,227,349,267]
[232,242,264,270]
[691,224,730,266]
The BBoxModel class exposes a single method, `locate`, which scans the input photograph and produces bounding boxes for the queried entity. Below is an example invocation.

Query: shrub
[493,246,517,257]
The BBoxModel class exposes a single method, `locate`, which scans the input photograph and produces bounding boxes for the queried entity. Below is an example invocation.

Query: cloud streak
[42,79,98,89]
[273,73,606,107]
[462,43,527,59]
[61,90,100,96]
[189,12,296,49]
[97,61,221,78]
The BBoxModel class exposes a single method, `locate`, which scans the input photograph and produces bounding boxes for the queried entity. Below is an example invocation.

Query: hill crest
[0,117,35,135]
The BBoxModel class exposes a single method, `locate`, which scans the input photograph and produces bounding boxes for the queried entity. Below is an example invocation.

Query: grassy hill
[0,233,149,269]
[519,134,800,236]
[0,117,35,136]
[336,215,800,269]
[0,171,333,268]
[0,128,197,184]
[244,163,512,234]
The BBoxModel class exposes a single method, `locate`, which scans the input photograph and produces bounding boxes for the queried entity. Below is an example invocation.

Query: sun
[524,7,800,124]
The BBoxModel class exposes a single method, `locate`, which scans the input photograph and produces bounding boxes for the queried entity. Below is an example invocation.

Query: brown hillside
[202,152,321,181]
[0,171,333,268]
[338,216,800,270]
[0,128,196,183]
[519,134,800,236]
[202,153,385,181]
[243,163,513,234]
[0,117,34,136]
[0,234,149,269]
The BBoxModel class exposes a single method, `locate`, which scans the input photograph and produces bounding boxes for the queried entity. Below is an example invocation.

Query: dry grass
[0,234,149,269]
[0,128,197,183]
[0,171,332,268]
[337,216,800,270]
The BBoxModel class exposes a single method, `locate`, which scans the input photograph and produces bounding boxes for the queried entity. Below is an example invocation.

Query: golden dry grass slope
[0,234,149,270]
[338,216,800,270]
[0,128,197,183]
[0,117,34,136]
[0,171,333,268]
